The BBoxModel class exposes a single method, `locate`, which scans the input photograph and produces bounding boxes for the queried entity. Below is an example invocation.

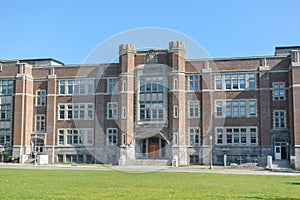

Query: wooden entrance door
[149,138,159,158]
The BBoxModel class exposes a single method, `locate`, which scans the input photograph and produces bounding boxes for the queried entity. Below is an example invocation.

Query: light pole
[34,135,37,166]
[209,135,213,169]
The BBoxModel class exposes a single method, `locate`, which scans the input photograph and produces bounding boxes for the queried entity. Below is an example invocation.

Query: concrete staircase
[125,159,170,166]
[271,160,293,172]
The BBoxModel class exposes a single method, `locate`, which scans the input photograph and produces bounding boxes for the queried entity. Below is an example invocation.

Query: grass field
[0,169,299,200]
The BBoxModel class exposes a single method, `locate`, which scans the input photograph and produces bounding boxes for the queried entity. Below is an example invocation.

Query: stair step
[125,159,170,166]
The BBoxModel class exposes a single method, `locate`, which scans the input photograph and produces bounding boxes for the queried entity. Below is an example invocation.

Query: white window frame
[273,110,286,129]
[173,79,178,90]
[188,75,199,91]
[122,107,127,119]
[58,103,94,120]
[107,102,118,119]
[35,114,45,132]
[108,78,118,94]
[189,128,200,146]
[215,101,223,117]
[36,90,46,106]
[122,80,127,92]
[174,133,178,145]
[173,106,178,118]
[107,128,118,145]
[59,79,94,95]
[215,73,256,90]
[273,82,285,101]
[188,100,200,118]
[216,127,258,145]
[57,129,93,146]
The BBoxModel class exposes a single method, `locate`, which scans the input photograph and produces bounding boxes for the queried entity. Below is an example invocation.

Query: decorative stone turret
[169,41,185,53]
[119,44,135,56]
[169,41,185,71]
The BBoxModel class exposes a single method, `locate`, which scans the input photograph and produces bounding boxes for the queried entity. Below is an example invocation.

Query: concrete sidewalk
[0,163,300,176]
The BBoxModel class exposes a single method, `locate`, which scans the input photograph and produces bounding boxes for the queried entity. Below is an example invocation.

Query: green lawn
[0,169,299,200]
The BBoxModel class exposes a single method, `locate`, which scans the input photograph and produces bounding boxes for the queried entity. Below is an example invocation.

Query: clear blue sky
[1,0,299,64]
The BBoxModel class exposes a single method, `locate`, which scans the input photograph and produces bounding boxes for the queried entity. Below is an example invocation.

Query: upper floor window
[273,110,286,129]
[122,107,127,119]
[0,103,12,121]
[0,80,13,95]
[107,128,118,145]
[59,79,94,95]
[58,129,93,146]
[58,103,94,120]
[122,80,127,92]
[173,106,178,118]
[215,73,256,90]
[173,79,178,90]
[188,75,199,91]
[107,102,118,119]
[273,83,285,100]
[36,90,46,106]
[215,99,256,118]
[108,78,118,94]
[189,128,200,145]
[189,100,200,118]
[35,115,45,132]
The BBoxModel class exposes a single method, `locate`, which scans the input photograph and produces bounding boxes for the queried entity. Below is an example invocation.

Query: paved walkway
[1,163,300,176]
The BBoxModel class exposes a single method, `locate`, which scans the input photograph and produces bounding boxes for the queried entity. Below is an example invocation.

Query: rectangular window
[0,80,13,95]
[35,115,45,132]
[0,129,11,145]
[215,75,222,90]
[107,102,118,119]
[250,128,257,144]
[107,128,118,145]
[224,100,251,117]
[108,78,118,93]
[174,133,178,145]
[249,100,256,116]
[36,90,46,106]
[274,110,286,129]
[273,83,285,100]
[0,104,12,120]
[122,107,127,119]
[215,101,223,117]
[122,80,127,92]
[58,104,94,120]
[189,101,200,118]
[188,75,199,91]
[173,106,178,118]
[58,129,93,145]
[215,73,255,90]
[59,79,93,95]
[216,128,223,144]
[189,128,200,145]
[173,79,178,90]
[217,127,257,145]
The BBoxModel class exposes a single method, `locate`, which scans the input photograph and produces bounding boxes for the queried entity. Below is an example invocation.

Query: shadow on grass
[290,182,300,186]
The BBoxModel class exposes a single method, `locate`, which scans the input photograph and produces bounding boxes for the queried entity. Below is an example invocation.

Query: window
[174,133,178,145]
[249,100,256,116]
[0,104,12,120]
[122,133,126,145]
[59,79,94,95]
[36,90,46,106]
[215,101,223,117]
[139,76,165,121]
[122,107,127,119]
[250,128,257,144]
[58,104,94,120]
[215,73,255,90]
[108,78,118,93]
[107,102,118,119]
[188,75,199,91]
[0,80,13,95]
[173,79,178,90]
[226,100,246,117]
[58,129,93,146]
[189,101,200,118]
[0,129,11,145]
[248,73,256,89]
[35,115,45,132]
[216,128,223,144]
[122,80,127,92]
[217,127,257,145]
[273,83,285,100]
[273,110,286,129]
[189,128,200,145]
[107,128,118,145]
[173,106,178,118]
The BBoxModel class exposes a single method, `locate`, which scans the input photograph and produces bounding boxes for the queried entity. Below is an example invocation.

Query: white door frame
[274,145,281,160]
